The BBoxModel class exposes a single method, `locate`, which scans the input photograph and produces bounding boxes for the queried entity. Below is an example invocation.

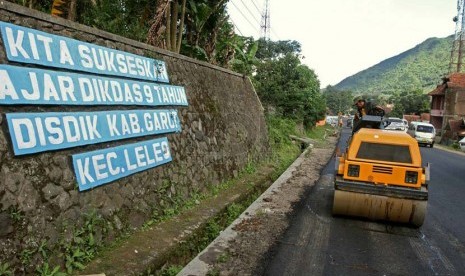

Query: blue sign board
[6,109,181,155]
[0,21,169,83]
[73,137,172,191]
[0,64,187,106]
[0,21,189,190]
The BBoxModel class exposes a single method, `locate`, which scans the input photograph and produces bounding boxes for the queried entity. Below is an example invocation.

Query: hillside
[334,35,453,95]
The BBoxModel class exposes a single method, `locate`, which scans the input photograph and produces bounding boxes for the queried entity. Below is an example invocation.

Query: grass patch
[305,124,334,141]
[450,142,461,150]
[157,265,183,276]
[0,262,13,276]
[265,115,301,175]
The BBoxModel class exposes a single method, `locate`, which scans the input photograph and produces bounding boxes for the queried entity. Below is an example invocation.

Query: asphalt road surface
[265,127,465,276]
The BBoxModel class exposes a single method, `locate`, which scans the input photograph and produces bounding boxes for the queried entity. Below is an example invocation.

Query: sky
[227,0,457,87]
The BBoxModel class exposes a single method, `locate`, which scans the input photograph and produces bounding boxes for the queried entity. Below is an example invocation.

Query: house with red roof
[428,73,465,141]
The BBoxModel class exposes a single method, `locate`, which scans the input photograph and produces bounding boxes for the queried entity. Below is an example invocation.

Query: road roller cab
[336,129,428,188]
[333,127,430,227]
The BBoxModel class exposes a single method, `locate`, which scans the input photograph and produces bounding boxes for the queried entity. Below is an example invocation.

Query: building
[428,73,465,141]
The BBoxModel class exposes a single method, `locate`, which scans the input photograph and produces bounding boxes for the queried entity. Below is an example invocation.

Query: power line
[271,29,280,40]
[229,0,281,40]
[250,0,262,14]
[229,17,244,36]
[236,0,261,25]
[230,1,260,32]
[230,0,261,34]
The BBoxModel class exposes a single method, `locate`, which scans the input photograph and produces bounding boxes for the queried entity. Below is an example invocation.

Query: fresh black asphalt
[264,127,465,276]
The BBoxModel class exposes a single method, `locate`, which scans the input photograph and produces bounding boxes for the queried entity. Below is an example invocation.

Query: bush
[266,115,298,147]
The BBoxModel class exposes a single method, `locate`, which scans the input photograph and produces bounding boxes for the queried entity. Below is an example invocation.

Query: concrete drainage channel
[80,140,311,275]
[146,172,276,274]
[178,143,314,275]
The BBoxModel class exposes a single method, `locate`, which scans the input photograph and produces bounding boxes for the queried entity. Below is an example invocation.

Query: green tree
[389,89,430,117]
[11,0,51,11]
[253,53,325,127]
[256,39,302,59]
[323,85,353,115]
[229,38,302,77]
[179,0,231,61]
[78,0,155,42]
[146,0,188,53]
[229,36,258,76]
[17,0,254,71]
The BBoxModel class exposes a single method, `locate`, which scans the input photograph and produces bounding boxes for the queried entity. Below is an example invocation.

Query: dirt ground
[208,136,338,275]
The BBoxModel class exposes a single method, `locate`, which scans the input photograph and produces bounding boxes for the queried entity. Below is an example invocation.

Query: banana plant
[50,0,77,21]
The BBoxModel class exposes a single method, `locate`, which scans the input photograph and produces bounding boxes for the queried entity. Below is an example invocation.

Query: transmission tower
[450,0,465,73]
[260,0,271,40]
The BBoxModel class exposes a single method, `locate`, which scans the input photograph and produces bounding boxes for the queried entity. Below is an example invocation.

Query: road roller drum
[333,190,427,227]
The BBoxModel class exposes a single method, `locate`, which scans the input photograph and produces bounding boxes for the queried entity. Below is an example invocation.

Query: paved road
[265,127,465,276]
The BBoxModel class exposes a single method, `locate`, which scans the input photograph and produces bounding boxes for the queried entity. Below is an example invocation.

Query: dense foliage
[323,85,353,115]
[253,40,325,127]
[256,38,302,60]
[389,89,430,117]
[78,0,153,41]
[334,36,453,96]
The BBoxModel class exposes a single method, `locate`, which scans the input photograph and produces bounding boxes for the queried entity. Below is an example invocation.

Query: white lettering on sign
[10,115,101,150]
[6,110,180,155]
[0,21,169,82]
[0,65,188,107]
[73,137,172,190]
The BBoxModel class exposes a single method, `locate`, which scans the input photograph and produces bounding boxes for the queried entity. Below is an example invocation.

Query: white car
[402,119,409,131]
[407,122,436,147]
[326,116,338,127]
[384,117,406,132]
[459,137,465,152]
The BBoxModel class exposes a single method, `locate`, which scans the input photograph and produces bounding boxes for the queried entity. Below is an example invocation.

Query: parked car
[407,122,436,147]
[384,117,407,132]
[346,115,354,128]
[326,116,338,127]
[459,137,465,152]
[402,119,409,130]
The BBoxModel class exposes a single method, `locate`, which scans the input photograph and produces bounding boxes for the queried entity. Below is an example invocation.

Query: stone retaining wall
[0,2,269,272]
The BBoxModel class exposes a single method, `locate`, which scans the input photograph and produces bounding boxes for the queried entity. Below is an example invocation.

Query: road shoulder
[179,136,338,275]
[433,144,465,156]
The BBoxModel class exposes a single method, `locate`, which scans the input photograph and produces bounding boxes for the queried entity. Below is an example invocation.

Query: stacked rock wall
[0,2,269,270]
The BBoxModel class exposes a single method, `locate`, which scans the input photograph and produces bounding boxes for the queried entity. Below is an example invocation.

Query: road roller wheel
[332,189,427,227]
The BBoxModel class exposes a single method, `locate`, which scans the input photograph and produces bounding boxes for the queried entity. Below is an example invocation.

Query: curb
[178,144,314,275]
[434,144,465,156]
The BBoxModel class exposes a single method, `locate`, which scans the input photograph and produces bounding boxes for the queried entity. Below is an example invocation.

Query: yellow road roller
[333,117,430,227]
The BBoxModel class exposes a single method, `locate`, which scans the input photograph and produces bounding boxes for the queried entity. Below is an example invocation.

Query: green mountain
[334,35,454,95]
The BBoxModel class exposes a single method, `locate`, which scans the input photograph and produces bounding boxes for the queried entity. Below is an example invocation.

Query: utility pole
[450,0,465,72]
[260,0,271,40]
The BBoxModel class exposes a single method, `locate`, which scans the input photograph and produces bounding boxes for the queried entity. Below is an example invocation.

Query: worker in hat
[352,98,385,133]
[354,99,367,123]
